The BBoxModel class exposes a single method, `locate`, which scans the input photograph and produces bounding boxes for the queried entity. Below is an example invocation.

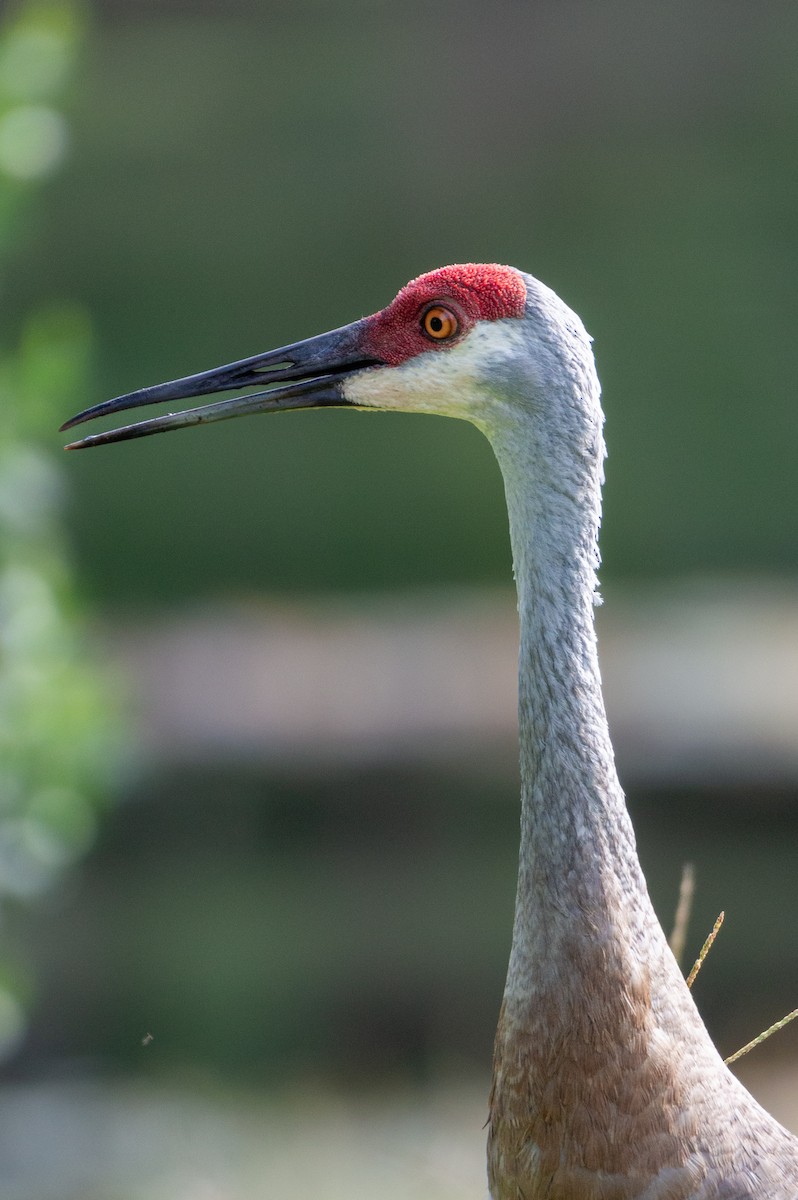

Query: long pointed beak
[60,318,382,449]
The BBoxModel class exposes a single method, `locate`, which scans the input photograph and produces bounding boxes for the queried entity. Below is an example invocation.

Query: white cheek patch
[343,321,528,423]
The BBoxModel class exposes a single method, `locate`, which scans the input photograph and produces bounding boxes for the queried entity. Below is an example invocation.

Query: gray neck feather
[482,274,798,1191]
[484,276,678,1020]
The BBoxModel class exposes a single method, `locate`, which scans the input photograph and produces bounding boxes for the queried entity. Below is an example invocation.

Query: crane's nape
[61,264,798,1198]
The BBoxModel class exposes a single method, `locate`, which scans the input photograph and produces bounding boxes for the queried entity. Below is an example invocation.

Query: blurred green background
[1,1,797,1197]
[13,0,798,601]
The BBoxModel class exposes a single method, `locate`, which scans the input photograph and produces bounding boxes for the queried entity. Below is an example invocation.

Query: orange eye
[421,305,459,341]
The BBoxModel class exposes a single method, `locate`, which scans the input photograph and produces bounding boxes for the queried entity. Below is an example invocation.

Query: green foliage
[0,0,84,238]
[0,0,117,1060]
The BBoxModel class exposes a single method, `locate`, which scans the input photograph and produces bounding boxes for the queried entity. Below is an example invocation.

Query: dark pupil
[429,315,443,332]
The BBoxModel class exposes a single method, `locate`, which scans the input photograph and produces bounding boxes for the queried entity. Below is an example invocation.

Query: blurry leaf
[0,104,68,180]
[0,0,85,107]
[16,304,93,436]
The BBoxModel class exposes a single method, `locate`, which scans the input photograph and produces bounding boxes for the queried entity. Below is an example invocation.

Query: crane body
[63,264,798,1197]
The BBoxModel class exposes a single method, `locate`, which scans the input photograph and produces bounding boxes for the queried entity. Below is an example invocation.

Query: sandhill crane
[63,264,798,1197]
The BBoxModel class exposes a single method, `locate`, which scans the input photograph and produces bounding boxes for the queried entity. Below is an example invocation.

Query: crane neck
[487,405,664,1021]
[483,279,798,1197]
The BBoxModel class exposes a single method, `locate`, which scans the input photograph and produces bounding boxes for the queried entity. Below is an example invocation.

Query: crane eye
[421,305,459,341]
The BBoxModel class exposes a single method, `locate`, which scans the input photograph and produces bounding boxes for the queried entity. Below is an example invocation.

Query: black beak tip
[60,398,118,433]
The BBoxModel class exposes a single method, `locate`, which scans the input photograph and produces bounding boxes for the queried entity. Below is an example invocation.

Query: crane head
[60,265,533,448]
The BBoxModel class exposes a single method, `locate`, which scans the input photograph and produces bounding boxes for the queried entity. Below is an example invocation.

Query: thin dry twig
[669,862,695,967]
[686,911,724,990]
[672,872,798,1066]
[725,1007,798,1066]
